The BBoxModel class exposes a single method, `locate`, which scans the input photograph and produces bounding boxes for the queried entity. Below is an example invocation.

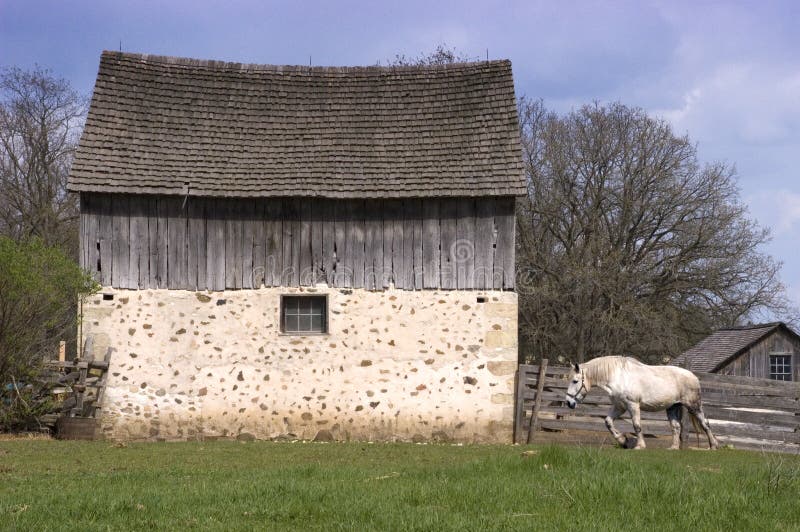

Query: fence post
[513,368,523,444]
[526,358,549,444]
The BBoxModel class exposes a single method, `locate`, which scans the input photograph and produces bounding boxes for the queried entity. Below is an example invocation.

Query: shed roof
[68,51,526,198]
[671,322,799,372]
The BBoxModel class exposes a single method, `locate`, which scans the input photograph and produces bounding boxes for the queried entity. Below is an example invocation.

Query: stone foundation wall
[81,287,518,443]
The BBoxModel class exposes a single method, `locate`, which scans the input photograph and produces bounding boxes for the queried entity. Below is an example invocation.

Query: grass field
[1,438,799,531]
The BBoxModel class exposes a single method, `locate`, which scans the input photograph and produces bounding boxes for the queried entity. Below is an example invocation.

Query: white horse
[565,356,719,450]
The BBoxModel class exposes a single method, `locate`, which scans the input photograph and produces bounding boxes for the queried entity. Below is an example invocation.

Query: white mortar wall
[81,287,518,442]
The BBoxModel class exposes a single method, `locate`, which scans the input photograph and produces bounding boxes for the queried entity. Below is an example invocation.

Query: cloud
[654,62,800,147]
[748,190,800,235]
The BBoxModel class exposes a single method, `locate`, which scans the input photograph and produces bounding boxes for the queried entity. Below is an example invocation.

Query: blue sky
[2,0,799,314]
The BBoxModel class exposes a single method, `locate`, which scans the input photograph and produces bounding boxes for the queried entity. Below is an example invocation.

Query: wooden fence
[515,361,800,454]
[41,337,111,439]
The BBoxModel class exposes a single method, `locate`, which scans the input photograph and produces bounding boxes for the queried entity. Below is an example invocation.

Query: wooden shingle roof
[671,322,797,372]
[68,51,526,198]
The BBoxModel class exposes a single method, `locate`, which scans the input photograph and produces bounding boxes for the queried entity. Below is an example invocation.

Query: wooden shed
[672,322,800,381]
[67,52,525,442]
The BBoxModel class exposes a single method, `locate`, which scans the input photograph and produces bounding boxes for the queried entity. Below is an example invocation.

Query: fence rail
[515,361,800,453]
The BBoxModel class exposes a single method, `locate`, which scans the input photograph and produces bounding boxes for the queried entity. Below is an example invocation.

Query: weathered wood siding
[718,330,800,381]
[80,194,516,291]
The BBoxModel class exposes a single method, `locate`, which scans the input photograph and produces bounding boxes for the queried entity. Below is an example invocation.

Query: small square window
[281,295,327,334]
[769,354,792,381]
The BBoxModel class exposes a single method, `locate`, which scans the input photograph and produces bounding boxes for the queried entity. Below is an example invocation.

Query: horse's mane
[583,356,637,385]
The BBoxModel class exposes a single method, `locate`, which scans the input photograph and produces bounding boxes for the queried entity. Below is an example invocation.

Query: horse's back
[619,358,701,410]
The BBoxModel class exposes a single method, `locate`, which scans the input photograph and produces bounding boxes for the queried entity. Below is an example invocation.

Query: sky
[2,0,799,315]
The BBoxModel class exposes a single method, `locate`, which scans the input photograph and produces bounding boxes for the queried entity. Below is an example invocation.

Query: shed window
[769,354,792,381]
[281,295,327,334]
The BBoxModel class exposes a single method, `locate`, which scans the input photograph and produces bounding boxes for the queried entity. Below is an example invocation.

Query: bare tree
[517,98,796,364]
[0,66,86,256]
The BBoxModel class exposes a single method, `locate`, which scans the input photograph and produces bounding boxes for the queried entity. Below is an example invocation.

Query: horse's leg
[628,402,646,449]
[687,406,719,450]
[666,404,682,450]
[604,403,627,447]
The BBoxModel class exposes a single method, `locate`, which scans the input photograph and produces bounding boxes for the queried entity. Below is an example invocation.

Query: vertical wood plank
[146,197,158,289]
[334,200,349,288]
[225,199,243,289]
[282,199,300,286]
[456,198,476,290]
[351,199,365,289]
[83,194,100,281]
[156,197,170,289]
[111,195,130,289]
[197,198,207,290]
[188,198,205,291]
[167,196,187,289]
[252,200,265,288]
[364,199,382,291]
[241,199,255,289]
[475,199,495,290]
[299,199,313,286]
[400,199,414,290]
[264,199,282,287]
[79,194,86,270]
[412,199,423,290]
[391,201,405,290]
[206,199,226,291]
[127,195,140,289]
[138,197,150,289]
[223,199,234,289]
[311,199,324,285]
[494,197,516,290]
[422,199,440,289]
[322,200,335,287]
[98,195,113,287]
[439,198,458,290]
[381,200,394,289]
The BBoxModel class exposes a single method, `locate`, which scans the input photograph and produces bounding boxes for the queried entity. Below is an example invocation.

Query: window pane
[284,314,299,332]
[299,314,312,331]
[311,315,322,332]
[299,297,312,314]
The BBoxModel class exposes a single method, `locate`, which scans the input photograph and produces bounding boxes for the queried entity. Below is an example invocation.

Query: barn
[672,322,800,381]
[67,52,525,442]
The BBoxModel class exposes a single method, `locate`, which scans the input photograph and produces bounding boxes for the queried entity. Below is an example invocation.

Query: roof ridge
[101,50,511,73]
[717,322,784,331]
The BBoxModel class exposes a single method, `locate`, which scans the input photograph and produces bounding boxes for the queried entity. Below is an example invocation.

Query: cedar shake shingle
[68,51,526,198]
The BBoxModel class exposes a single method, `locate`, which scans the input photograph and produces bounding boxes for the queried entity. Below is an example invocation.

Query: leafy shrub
[0,237,97,430]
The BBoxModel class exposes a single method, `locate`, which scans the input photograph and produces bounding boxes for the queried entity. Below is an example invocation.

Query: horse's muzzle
[566,399,576,409]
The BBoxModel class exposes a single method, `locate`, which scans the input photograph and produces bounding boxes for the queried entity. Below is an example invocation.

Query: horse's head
[565,362,588,409]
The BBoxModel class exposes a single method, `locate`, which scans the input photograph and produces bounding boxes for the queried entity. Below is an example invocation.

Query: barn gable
[70,52,523,443]
[672,322,800,381]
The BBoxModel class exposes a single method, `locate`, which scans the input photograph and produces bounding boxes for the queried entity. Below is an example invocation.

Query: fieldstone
[313,429,334,442]
[487,361,516,376]
[431,430,452,443]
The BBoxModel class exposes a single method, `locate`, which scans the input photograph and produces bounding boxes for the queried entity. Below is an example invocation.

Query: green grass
[1,439,799,531]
